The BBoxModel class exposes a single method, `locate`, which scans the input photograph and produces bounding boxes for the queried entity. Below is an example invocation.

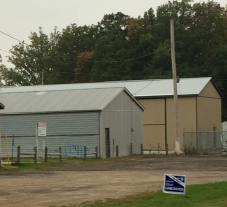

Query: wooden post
[12,135,14,164]
[84,146,86,160]
[44,147,48,162]
[95,146,98,159]
[170,19,180,155]
[17,146,20,164]
[182,128,185,155]
[141,144,143,155]
[116,146,119,157]
[59,147,61,162]
[34,147,37,163]
[130,143,133,156]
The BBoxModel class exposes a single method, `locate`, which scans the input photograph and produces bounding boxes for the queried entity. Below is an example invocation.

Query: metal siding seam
[0,112,100,158]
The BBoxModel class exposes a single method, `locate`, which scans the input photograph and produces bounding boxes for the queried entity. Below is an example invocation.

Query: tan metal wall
[143,125,165,149]
[166,97,197,150]
[136,80,222,152]
[197,81,222,131]
[138,99,165,149]
[199,81,221,99]
[100,91,143,158]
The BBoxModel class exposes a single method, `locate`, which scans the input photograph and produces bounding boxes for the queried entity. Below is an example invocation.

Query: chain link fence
[183,131,227,155]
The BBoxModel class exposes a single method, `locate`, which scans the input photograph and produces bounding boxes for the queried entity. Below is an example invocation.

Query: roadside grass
[0,154,158,173]
[74,182,227,207]
[0,158,77,172]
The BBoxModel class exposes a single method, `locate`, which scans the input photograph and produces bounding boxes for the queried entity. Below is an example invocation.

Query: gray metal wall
[99,91,143,158]
[0,112,99,158]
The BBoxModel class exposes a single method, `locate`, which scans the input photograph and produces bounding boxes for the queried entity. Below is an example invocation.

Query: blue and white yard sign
[163,174,186,194]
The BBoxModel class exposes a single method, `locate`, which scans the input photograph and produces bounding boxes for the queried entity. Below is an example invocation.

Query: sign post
[163,174,186,194]
[36,123,47,159]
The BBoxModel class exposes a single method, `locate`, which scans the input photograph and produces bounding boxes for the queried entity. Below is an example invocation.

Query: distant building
[0,77,222,152]
[0,87,143,158]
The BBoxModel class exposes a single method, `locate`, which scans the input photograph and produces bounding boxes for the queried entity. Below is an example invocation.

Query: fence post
[199,128,202,155]
[130,143,133,156]
[116,145,119,157]
[213,127,217,149]
[207,128,210,155]
[17,146,20,164]
[84,146,86,160]
[34,147,37,163]
[183,128,185,155]
[45,147,48,162]
[166,143,168,155]
[12,135,14,164]
[59,147,62,162]
[141,144,143,155]
[95,146,98,159]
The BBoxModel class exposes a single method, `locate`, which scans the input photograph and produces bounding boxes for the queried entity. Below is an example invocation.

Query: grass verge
[73,182,227,207]
[0,154,158,173]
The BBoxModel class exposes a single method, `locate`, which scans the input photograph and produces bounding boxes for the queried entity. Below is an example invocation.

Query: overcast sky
[0,0,226,67]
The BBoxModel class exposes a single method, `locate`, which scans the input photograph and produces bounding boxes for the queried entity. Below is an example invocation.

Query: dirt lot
[1,156,227,207]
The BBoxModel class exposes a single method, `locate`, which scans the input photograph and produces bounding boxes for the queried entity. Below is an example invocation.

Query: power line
[92,44,170,63]
[0,30,29,46]
[0,48,11,54]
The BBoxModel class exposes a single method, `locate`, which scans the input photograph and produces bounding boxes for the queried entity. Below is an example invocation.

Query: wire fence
[1,134,99,162]
[183,131,227,155]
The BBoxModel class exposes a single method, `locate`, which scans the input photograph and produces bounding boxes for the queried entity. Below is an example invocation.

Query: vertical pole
[95,146,98,159]
[42,137,45,159]
[17,146,20,164]
[45,147,48,162]
[59,147,61,162]
[199,128,201,155]
[141,144,143,155]
[5,133,10,165]
[12,135,14,164]
[42,69,44,85]
[183,128,185,155]
[213,126,217,149]
[166,144,169,155]
[164,98,168,154]
[84,146,86,160]
[34,147,37,163]
[36,125,38,159]
[116,146,119,157]
[207,128,210,155]
[112,139,114,157]
[130,143,133,156]
[170,19,180,155]
[0,122,1,167]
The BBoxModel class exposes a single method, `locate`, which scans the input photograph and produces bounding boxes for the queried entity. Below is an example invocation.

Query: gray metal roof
[0,87,143,114]
[0,77,212,98]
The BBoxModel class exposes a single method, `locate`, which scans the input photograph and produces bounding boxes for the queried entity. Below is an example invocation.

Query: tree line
[0,0,227,118]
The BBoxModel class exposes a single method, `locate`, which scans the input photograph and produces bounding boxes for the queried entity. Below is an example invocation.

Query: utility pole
[0,54,2,166]
[170,19,180,155]
[42,69,44,85]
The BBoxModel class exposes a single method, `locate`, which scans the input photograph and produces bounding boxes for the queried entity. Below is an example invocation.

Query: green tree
[74,51,94,83]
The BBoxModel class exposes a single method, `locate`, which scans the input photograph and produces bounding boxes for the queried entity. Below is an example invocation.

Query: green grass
[0,154,157,173]
[74,182,227,207]
[0,158,78,173]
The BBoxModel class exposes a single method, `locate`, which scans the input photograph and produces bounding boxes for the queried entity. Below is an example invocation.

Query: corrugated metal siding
[0,88,123,114]
[0,112,100,158]
[100,91,143,158]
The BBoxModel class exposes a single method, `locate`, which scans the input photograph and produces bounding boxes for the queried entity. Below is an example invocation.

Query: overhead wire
[0,49,11,54]
[0,30,29,46]
[92,44,170,63]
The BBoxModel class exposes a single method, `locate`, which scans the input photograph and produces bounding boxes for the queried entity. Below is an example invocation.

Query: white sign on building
[37,122,46,137]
